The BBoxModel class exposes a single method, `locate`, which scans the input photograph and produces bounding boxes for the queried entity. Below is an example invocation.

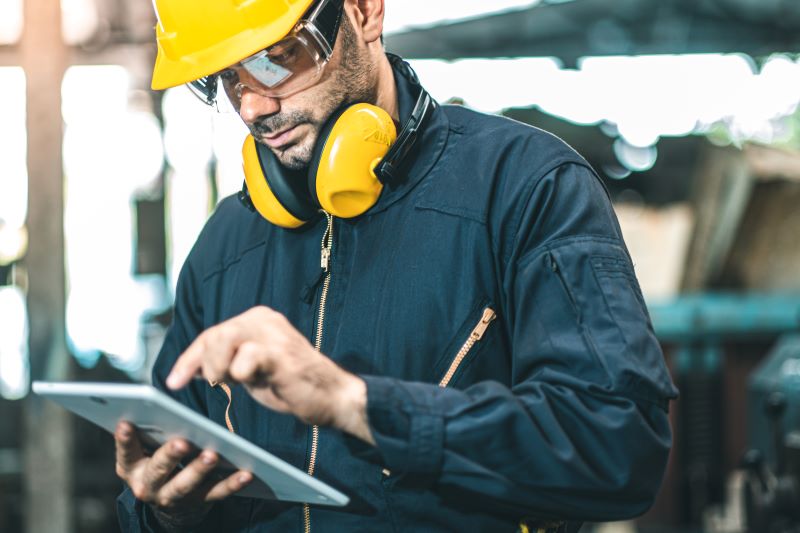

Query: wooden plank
[0,44,153,69]
[0,44,154,91]
[19,0,73,531]
[719,180,800,291]
[745,144,800,183]
[70,43,153,65]
[681,146,755,290]
[68,45,156,90]
[683,144,800,291]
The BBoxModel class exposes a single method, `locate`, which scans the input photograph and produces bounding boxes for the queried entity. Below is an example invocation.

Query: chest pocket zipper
[439,307,497,388]
[382,307,497,479]
[209,379,235,433]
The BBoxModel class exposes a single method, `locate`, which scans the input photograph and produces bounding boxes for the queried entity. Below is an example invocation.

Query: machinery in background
[650,295,800,528]
[742,335,800,533]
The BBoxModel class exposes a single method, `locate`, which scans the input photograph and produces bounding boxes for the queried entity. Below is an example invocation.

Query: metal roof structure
[385,0,800,64]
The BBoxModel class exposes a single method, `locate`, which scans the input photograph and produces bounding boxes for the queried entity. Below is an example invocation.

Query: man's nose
[238,87,281,125]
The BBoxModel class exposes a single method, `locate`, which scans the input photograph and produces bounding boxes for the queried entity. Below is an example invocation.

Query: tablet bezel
[32,381,349,507]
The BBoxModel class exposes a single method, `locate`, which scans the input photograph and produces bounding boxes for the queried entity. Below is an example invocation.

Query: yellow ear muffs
[242,134,319,228]
[240,102,401,227]
[310,103,398,218]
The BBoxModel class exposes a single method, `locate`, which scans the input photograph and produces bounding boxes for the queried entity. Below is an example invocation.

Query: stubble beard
[250,20,378,171]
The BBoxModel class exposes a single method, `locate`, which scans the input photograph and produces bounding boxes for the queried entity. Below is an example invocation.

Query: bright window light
[61,0,100,45]
[0,0,23,45]
[162,86,216,291]
[410,57,563,114]
[578,54,757,146]
[408,53,800,148]
[161,87,251,291]
[0,225,28,265]
[162,86,213,172]
[166,167,212,291]
[0,286,30,400]
[62,66,168,373]
[0,68,28,230]
[212,112,249,200]
[62,65,129,125]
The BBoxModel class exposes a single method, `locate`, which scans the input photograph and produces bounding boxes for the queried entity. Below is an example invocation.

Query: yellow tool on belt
[518,519,565,533]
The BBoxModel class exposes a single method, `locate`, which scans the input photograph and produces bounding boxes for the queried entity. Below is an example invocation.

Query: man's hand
[114,421,252,523]
[165,306,375,445]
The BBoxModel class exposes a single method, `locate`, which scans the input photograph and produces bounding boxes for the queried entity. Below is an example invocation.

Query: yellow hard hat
[151,0,316,90]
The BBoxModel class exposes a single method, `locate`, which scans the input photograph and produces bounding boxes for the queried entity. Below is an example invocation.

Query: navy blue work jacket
[118,56,679,532]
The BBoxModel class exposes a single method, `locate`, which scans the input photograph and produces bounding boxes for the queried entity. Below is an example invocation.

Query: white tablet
[32,381,349,507]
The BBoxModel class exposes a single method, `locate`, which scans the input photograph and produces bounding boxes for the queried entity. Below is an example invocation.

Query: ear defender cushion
[242,135,319,228]
[308,103,397,218]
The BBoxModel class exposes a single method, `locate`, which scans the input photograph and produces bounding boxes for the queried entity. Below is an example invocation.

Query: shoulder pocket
[589,254,652,354]
[585,248,675,405]
[532,237,675,405]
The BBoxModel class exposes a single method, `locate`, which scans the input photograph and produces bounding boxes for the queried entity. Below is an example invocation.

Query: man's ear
[350,0,385,43]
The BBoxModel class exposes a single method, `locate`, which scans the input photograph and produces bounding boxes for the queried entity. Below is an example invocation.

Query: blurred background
[1,0,800,531]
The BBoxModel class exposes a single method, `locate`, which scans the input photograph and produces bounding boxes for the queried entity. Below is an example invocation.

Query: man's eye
[268,45,298,66]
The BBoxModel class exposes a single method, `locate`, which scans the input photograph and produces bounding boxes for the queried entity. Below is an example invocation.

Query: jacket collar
[365,54,450,216]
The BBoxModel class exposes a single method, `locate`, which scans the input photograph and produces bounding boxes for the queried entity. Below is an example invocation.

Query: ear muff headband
[311,103,397,218]
[374,90,433,184]
[242,135,316,228]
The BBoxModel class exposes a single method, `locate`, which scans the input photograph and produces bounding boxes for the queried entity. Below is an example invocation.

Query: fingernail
[172,441,185,452]
[239,473,251,484]
[201,453,215,465]
[166,371,182,389]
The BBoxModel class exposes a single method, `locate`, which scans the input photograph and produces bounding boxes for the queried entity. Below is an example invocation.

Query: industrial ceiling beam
[385,0,800,63]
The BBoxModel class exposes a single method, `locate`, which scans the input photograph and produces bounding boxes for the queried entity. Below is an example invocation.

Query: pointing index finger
[166,340,205,390]
[167,317,252,389]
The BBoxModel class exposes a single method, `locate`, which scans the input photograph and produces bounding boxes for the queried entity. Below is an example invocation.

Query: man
[116,0,679,531]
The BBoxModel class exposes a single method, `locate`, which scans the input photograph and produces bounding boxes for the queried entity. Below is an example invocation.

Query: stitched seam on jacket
[414,204,486,224]
[516,235,624,272]
[506,160,599,266]
[200,240,268,282]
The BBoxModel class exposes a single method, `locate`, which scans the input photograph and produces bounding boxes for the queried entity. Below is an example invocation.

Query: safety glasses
[187,0,344,108]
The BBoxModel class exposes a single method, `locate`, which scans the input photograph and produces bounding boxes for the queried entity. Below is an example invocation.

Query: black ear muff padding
[307,105,351,207]
[254,141,320,222]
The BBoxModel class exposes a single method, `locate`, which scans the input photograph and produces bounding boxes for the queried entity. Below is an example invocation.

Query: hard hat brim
[151,0,316,90]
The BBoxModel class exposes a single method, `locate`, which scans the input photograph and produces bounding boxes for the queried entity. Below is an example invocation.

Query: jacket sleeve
[360,162,679,522]
[117,242,220,533]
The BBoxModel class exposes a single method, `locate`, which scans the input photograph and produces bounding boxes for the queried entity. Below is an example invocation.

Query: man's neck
[373,53,399,124]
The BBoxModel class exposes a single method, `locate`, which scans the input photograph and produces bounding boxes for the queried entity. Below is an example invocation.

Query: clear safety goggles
[187,0,344,109]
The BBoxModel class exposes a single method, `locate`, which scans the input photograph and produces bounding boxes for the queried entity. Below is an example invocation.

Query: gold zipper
[218,382,235,433]
[304,212,334,533]
[208,379,235,433]
[438,308,496,388]
[382,307,497,479]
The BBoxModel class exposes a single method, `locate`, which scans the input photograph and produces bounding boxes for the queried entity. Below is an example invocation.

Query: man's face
[235,17,376,170]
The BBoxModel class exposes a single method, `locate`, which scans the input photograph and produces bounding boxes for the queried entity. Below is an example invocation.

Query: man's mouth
[261,124,300,148]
